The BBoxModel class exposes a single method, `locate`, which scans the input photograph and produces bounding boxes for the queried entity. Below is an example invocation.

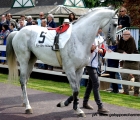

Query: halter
[96,17,117,75]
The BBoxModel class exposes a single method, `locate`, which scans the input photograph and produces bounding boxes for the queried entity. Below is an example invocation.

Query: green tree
[123,0,140,27]
[84,0,123,8]
[100,0,123,8]
[84,0,99,8]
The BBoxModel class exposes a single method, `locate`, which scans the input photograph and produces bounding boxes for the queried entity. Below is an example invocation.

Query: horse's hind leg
[26,52,37,82]
[18,51,34,114]
[22,52,37,108]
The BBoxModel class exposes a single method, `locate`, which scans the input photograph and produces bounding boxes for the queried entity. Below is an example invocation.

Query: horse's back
[12,25,61,67]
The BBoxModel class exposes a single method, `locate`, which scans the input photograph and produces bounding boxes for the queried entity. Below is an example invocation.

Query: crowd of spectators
[0,12,57,70]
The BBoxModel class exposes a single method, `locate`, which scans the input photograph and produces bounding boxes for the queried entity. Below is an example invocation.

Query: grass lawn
[0,73,140,110]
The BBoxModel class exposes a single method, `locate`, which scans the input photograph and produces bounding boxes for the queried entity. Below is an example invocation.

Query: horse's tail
[6,31,19,81]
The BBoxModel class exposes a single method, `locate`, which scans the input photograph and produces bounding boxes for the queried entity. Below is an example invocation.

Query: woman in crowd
[9,22,17,32]
[68,13,76,22]
[0,23,10,64]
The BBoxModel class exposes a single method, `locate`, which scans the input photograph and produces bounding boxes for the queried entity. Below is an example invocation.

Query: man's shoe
[121,92,129,95]
[98,107,109,114]
[106,88,113,91]
[133,93,139,97]
[110,91,119,93]
[83,103,93,110]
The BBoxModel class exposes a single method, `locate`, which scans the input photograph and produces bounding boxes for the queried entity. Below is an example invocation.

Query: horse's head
[101,9,118,45]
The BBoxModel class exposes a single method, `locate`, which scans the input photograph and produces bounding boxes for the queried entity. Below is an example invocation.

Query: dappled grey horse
[6,7,118,117]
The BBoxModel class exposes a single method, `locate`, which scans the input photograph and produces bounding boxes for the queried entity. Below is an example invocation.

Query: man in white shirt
[83,29,109,114]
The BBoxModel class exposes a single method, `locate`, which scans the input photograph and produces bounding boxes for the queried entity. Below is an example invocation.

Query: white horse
[6,8,118,117]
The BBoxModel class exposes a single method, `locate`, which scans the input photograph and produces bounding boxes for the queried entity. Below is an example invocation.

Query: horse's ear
[114,9,119,15]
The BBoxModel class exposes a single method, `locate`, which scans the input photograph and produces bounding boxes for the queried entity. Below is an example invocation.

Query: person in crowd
[18,20,25,30]
[47,14,56,28]
[106,7,131,92]
[19,15,27,27]
[118,7,131,29]
[37,12,45,26]
[0,15,9,32]
[5,14,8,21]
[32,20,38,68]
[7,13,17,28]
[0,23,10,64]
[37,19,48,69]
[32,20,38,25]
[9,22,17,32]
[63,18,70,24]
[68,13,76,22]
[47,14,56,70]
[82,28,109,114]
[107,44,120,93]
[117,30,139,96]
[41,19,47,27]
[26,15,32,26]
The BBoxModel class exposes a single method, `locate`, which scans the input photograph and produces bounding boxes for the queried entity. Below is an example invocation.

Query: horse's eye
[114,24,117,27]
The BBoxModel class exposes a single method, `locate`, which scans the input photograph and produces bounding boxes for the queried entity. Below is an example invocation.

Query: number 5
[39,31,45,43]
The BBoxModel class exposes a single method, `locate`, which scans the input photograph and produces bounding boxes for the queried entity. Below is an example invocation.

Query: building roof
[35,0,64,6]
[0,8,11,15]
[0,0,88,17]
[0,0,14,8]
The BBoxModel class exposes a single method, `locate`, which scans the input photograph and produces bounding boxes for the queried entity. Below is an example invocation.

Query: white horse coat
[6,7,118,117]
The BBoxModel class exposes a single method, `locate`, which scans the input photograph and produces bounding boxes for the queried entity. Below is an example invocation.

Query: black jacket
[118,15,131,28]
[117,36,138,54]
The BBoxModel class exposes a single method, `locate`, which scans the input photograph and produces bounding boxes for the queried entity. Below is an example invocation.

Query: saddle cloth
[35,24,72,49]
[48,24,70,34]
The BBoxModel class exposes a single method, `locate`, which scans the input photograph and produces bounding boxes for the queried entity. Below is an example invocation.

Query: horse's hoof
[57,102,61,107]
[75,108,86,117]
[25,109,33,114]
[56,101,65,107]
[78,113,86,117]
[22,103,26,107]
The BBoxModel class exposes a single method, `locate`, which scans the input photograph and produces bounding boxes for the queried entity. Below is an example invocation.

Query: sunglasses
[123,34,130,35]
[120,11,124,12]
[39,15,43,16]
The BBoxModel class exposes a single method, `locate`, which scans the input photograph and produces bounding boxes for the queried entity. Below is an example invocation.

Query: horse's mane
[72,7,113,25]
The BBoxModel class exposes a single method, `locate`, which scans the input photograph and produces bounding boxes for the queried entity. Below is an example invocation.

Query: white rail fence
[0,45,140,87]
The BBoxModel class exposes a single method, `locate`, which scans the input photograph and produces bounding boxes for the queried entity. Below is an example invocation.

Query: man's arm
[99,44,106,57]
[125,37,136,54]
[117,38,125,53]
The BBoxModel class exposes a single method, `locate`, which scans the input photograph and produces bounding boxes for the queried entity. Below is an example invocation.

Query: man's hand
[98,49,103,54]
[129,74,134,78]
[118,25,122,28]
[107,49,112,53]
[123,52,127,54]
[91,45,96,51]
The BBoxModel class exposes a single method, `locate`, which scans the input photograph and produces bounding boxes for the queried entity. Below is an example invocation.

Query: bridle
[97,17,118,75]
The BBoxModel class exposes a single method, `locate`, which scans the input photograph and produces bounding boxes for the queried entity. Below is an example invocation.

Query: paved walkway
[0,83,140,120]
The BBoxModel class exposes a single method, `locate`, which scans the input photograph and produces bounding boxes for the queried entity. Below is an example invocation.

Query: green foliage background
[84,0,123,8]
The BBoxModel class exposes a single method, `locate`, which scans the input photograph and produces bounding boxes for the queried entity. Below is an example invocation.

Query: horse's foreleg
[20,64,33,114]
[57,95,73,107]
[57,68,85,117]
[73,68,85,117]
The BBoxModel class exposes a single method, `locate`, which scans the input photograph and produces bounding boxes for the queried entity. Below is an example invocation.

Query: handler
[83,28,109,114]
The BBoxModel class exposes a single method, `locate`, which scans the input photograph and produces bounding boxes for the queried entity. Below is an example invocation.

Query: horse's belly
[32,47,61,67]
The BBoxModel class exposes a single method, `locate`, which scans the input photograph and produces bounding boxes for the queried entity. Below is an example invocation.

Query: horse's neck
[74,9,114,53]
[73,15,103,52]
